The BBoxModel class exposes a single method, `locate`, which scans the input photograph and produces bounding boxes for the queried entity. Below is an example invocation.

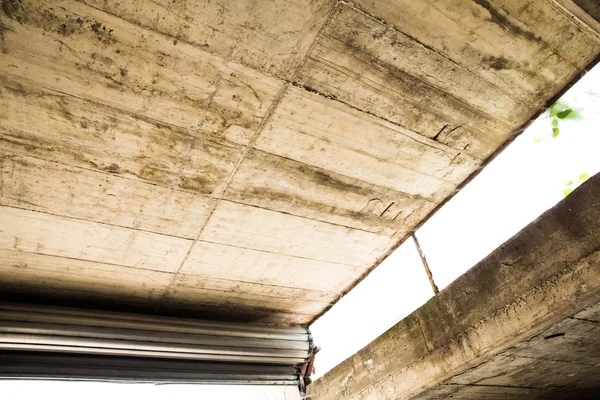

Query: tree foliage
[563,173,590,196]
[534,101,589,197]
[546,101,582,138]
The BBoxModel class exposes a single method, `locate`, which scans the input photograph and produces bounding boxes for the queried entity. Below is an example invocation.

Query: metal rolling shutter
[0,303,316,388]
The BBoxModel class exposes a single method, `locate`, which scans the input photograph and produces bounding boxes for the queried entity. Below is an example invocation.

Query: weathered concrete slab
[181,241,365,293]
[0,154,215,238]
[0,0,283,136]
[349,0,600,107]
[0,206,191,272]
[410,384,600,400]
[80,0,335,79]
[0,78,245,196]
[197,200,395,267]
[1,0,600,327]
[0,248,172,305]
[447,353,600,389]
[405,300,600,398]
[296,0,600,158]
[309,173,600,399]
[224,149,435,235]
[162,273,332,325]
[296,4,528,159]
[505,307,600,366]
[255,86,479,201]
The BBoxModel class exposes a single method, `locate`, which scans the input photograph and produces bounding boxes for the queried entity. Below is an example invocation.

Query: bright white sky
[0,381,299,400]
[2,63,599,400]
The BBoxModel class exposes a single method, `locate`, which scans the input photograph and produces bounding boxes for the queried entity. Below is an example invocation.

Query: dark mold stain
[2,0,25,23]
[0,135,40,152]
[57,18,84,37]
[90,52,114,66]
[138,164,169,184]
[0,23,8,40]
[225,150,418,230]
[472,0,538,42]
[483,55,511,70]
[89,21,113,39]
[104,163,120,174]
[105,82,121,90]
[371,29,385,41]
[297,83,339,103]
[238,186,399,231]
[302,39,485,143]
[544,332,566,340]
[90,21,102,33]
[179,175,217,195]
[306,168,365,195]
[2,0,115,43]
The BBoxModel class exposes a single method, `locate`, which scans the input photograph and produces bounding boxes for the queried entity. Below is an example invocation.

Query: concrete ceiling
[1,0,599,325]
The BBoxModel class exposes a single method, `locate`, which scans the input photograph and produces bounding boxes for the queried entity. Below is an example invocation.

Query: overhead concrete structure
[308,173,600,399]
[1,0,600,327]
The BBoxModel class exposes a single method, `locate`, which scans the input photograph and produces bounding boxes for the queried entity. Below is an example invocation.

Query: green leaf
[552,127,560,138]
[568,109,584,120]
[549,101,567,117]
[565,180,574,186]
[562,188,573,196]
[551,118,559,127]
[578,172,590,182]
[548,100,583,121]
[556,109,573,119]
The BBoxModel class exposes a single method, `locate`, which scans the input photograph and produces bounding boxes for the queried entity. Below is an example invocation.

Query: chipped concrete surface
[0,0,600,325]
[308,174,600,399]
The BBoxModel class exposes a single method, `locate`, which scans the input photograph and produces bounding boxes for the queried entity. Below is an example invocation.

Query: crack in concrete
[290,81,480,161]
[433,124,449,141]
[442,382,544,390]
[515,354,598,368]
[569,316,599,324]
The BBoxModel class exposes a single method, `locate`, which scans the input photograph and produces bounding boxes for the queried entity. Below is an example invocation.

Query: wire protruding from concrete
[412,233,440,295]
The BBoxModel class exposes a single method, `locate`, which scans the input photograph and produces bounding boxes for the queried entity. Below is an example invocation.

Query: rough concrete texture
[1,0,600,325]
[574,0,600,23]
[308,173,600,399]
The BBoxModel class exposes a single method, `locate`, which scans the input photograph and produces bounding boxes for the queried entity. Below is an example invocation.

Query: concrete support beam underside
[308,173,600,400]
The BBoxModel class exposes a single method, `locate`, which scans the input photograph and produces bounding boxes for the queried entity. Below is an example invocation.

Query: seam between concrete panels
[153,1,343,314]
[152,81,290,313]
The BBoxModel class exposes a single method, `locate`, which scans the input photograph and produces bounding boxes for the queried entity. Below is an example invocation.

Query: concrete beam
[308,173,600,399]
